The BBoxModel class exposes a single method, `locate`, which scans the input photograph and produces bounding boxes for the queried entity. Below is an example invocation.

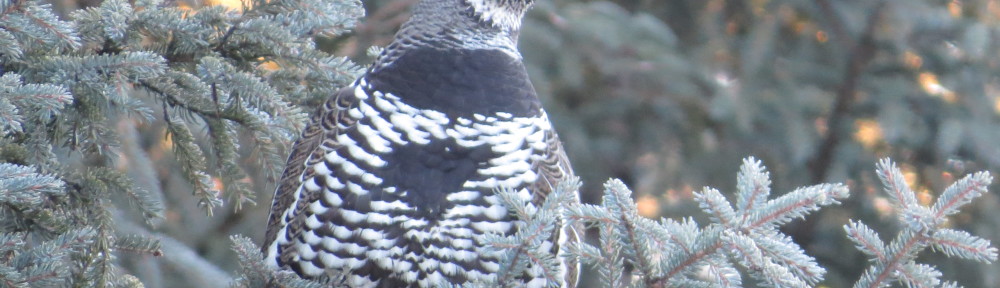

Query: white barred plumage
[262,0,579,287]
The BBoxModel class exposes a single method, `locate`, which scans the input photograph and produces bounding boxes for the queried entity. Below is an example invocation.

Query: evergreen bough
[847,159,997,288]
[1,0,362,285]
[561,157,850,288]
[446,158,994,288]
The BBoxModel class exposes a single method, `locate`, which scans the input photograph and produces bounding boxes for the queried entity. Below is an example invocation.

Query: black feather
[366,46,541,118]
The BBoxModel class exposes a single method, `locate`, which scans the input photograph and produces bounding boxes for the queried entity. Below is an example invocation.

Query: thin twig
[139,80,251,126]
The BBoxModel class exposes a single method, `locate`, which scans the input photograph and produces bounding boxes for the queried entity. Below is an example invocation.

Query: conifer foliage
[0,0,362,285]
[465,158,995,287]
[848,159,998,288]
[562,158,850,288]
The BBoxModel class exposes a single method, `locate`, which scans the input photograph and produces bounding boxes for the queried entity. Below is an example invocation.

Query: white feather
[353,83,368,100]
[367,212,393,225]
[333,225,352,240]
[360,228,384,241]
[305,214,324,229]
[439,261,459,276]
[303,177,321,192]
[347,181,368,196]
[413,114,447,139]
[483,204,508,220]
[298,259,324,276]
[340,209,366,224]
[319,251,344,268]
[471,221,512,233]
[360,172,384,185]
[445,191,480,202]
[324,177,345,194]
[481,260,500,272]
[321,236,343,252]
[356,124,393,153]
[369,112,406,144]
[312,161,331,176]
[296,243,317,260]
[446,204,484,217]
[370,200,411,212]
[373,95,397,112]
[340,160,365,176]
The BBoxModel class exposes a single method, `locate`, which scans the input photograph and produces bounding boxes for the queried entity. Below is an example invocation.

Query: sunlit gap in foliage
[918,72,957,103]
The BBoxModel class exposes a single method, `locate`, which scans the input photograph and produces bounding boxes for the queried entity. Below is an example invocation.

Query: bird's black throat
[365,46,542,119]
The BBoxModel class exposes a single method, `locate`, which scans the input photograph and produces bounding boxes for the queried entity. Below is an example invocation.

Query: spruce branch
[164,115,222,215]
[0,0,81,52]
[563,157,848,287]
[932,171,991,218]
[849,159,997,288]
[1,0,363,285]
[480,178,580,287]
[0,73,72,135]
[77,167,163,222]
[605,179,659,285]
[876,158,918,212]
[0,228,95,287]
[0,163,64,210]
[229,235,335,288]
[845,220,887,262]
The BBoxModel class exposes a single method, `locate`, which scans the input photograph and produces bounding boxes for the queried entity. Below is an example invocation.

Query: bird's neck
[463,0,530,31]
[371,0,525,71]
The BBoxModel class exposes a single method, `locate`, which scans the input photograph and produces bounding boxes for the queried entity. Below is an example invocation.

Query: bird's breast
[286,88,552,284]
[329,86,550,221]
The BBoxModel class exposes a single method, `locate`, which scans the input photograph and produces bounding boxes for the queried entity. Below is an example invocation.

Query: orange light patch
[814,117,828,136]
[853,119,883,149]
[941,171,954,183]
[917,189,933,206]
[815,31,828,43]
[903,51,923,69]
[636,195,660,218]
[990,1,1000,19]
[902,165,919,190]
[918,72,957,103]
[873,196,893,217]
[793,21,808,34]
[212,177,225,192]
[206,0,245,11]
[993,96,1000,114]
[259,61,281,71]
[162,127,174,150]
[726,22,738,35]
[949,1,963,18]
[176,1,194,12]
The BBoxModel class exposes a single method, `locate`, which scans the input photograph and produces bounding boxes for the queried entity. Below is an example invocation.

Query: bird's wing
[263,86,358,255]
[530,128,574,203]
[529,127,582,287]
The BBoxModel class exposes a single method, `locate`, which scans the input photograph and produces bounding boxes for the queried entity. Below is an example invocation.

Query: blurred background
[47,0,1000,286]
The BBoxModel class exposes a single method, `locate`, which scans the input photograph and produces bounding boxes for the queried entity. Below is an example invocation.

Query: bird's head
[463,0,534,30]
[408,0,534,33]
[372,0,534,68]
